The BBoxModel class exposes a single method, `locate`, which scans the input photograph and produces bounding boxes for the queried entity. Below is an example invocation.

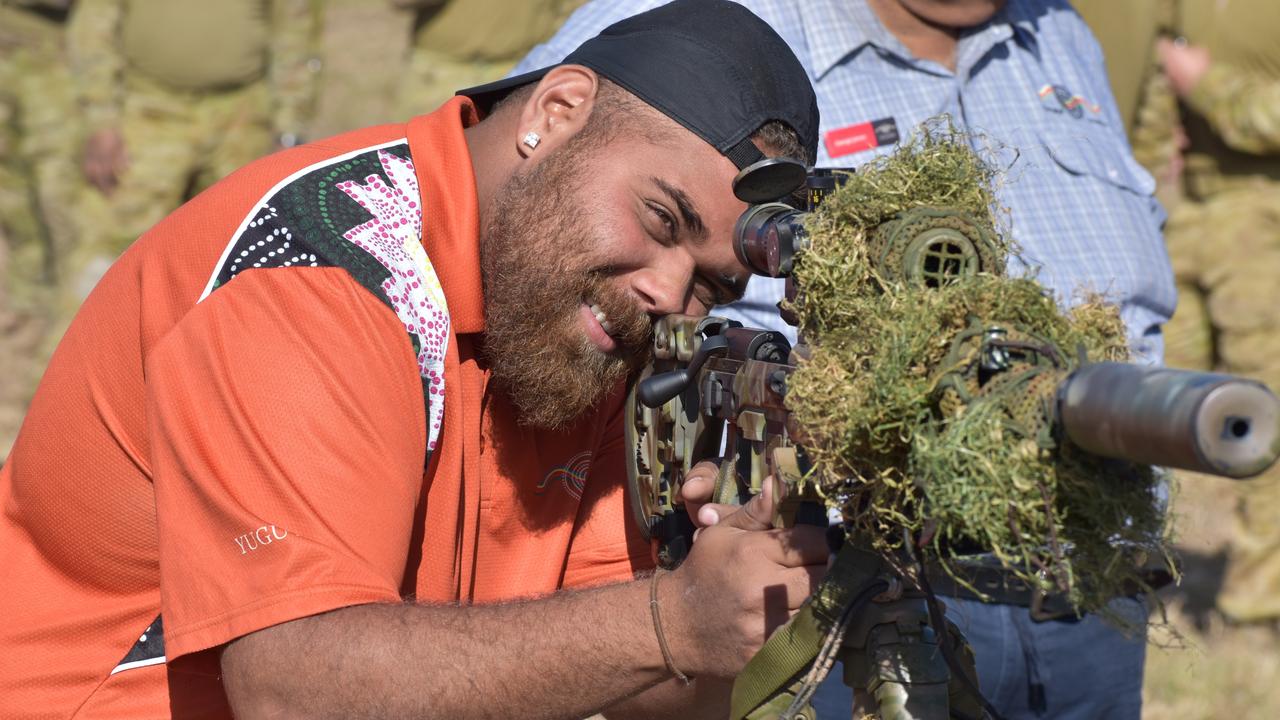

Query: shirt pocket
[1034,118,1155,198]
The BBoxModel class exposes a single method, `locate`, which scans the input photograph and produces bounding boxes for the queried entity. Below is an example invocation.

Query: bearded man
[0,2,829,717]
[520,1,1174,718]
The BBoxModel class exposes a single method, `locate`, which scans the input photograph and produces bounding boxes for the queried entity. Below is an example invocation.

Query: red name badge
[824,117,900,159]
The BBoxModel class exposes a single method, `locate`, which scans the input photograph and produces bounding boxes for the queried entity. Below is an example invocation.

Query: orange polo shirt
[0,97,651,717]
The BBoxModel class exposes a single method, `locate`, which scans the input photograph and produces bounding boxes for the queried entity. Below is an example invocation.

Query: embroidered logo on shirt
[824,117,900,158]
[1038,84,1101,119]
[535,451,592,500]
[234,525,289,554]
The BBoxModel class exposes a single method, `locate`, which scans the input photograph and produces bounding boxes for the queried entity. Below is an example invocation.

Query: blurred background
[1,1,1276,717]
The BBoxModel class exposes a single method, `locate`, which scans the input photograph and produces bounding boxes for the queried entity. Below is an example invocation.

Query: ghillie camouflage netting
[786,121,1173,615]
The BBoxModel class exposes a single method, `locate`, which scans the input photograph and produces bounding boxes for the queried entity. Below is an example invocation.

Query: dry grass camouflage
[785,119,1173,616]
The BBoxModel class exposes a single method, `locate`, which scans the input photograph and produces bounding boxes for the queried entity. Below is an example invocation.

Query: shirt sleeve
[1185,62,1280,156]
[507,0,668,76]
[146,267,427,660]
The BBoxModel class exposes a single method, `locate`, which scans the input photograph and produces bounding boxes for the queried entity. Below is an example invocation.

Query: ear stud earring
[522,131,541,150]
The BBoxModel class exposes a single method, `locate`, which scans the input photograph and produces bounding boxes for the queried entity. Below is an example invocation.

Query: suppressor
[1058,363,1280,479]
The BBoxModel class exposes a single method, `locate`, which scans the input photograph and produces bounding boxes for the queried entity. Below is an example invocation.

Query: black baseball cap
[457,0,819,169]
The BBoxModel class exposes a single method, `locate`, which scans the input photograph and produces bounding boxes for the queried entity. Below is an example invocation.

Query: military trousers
[1163,184,1280,622]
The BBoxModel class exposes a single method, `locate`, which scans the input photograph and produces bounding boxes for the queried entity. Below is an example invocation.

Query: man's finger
[758,525,830,567]
[784,564,827,609]
[706,479,777,531]
[681,461,719,527]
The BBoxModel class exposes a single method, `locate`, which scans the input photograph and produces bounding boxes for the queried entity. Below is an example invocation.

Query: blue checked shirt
[512,0,1176,363]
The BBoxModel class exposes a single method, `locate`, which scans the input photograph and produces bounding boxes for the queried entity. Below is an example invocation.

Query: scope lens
[733,203,805,278]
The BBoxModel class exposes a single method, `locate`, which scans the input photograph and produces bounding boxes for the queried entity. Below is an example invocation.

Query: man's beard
[480,136,654,429]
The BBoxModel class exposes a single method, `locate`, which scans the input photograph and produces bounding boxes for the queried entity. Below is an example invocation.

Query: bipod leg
[839,591,951,720]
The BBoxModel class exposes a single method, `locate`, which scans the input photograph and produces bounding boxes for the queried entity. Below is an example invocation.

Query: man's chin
[509,389,605,430]
[498,361,626,431]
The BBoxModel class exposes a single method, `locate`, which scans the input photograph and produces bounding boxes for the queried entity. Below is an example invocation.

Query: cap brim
[456,67,554,114]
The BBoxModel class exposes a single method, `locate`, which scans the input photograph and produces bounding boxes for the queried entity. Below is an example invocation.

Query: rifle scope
[733,203,807,278]
[731,168,849,278]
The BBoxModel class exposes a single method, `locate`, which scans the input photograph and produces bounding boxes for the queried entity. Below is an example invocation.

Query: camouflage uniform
[395,0,586,118]
[0,0,78,462]
[304,0,417,140]
[305,0,586,141]
[1074,0,1280,622]
[1158,0,1280,623]
[66,0,319,311]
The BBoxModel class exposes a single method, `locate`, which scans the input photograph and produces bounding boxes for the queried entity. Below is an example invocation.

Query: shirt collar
[1002,0,1041,41]
[957,0,1041,67]
[801,0,898,80]
[407,96,487,335]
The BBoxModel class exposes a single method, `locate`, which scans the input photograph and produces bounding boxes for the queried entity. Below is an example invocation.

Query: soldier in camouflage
[394,0,586,118]
[67,0,321,313]
[1057,0,1280,626]
[304,0,586,142]
[1153,0,1280,625]
[0,0,79,462]
[303,0,417,141]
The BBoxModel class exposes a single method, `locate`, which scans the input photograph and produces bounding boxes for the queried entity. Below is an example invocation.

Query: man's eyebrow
[651,177,707,242]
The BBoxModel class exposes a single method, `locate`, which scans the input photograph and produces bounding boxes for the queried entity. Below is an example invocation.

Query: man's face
[897,0,1005,28]
[481,109,751,429]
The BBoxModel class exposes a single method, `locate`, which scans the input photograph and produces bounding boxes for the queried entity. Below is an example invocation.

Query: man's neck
[464,110,520,242]
[867,0,959,70]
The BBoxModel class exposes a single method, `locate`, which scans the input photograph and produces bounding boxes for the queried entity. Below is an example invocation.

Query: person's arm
[222,484,826,719]
[267,0,321,147]
[1159,38,1280,155]
[67,0,127,193]
[1184,62,1280,155]
[222,581,667,719]
[507,0,667,77]
[601,677,734,720]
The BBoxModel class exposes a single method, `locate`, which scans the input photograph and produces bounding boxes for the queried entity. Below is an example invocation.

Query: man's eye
[647,202,677,243]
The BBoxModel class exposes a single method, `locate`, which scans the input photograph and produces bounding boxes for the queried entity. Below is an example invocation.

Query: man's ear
[515,65,600,158]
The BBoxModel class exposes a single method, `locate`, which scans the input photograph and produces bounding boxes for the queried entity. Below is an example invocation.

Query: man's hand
[83,127,128,196]
[679,459,722,528]
[679,459,785,529]
[1158,37,1212,98]
[661,479,828,678]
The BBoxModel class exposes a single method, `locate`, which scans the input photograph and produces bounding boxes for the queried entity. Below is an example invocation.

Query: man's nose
[630,256,694,316]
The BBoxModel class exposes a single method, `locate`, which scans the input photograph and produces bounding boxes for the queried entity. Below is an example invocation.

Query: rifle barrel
[1058,363,1280,479]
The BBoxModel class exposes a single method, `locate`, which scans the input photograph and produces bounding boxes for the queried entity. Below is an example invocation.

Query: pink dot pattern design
[202,141,450,458]
[336,150,449,453]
